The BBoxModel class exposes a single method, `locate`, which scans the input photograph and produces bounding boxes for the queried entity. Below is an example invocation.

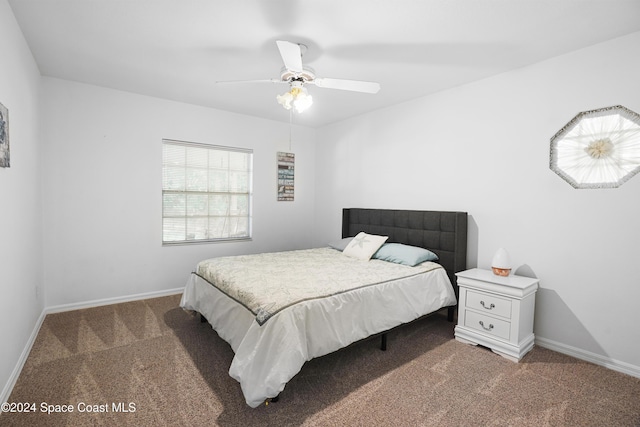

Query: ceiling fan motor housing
[280,67,316,84]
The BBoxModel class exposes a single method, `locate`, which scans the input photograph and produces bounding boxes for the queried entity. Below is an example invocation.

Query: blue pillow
[372,243,438,266]
[328,237,353,251]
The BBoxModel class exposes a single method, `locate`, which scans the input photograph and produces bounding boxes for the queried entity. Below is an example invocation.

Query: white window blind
[162,139,253,244]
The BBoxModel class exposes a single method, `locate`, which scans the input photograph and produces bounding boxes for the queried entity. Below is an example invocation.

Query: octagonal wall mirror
[550,105,640,189]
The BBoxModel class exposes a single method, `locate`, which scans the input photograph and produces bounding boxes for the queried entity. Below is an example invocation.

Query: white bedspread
[195,247,443,324]
[180,247,457,408]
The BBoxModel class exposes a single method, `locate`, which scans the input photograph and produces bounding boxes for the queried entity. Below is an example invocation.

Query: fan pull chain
[289,109,293,152]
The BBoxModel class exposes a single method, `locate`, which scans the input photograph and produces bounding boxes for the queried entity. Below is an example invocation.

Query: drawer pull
[480,301,495,310]
[479,321,494,331]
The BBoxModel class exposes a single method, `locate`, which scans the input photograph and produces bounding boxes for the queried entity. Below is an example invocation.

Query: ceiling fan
[217,40,381,113]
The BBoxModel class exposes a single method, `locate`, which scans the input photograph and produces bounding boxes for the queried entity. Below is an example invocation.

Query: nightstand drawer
[466,290,512,319]
[464,310,511,341]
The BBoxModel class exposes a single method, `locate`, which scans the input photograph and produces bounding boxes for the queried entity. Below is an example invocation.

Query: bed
[180,208,468,408]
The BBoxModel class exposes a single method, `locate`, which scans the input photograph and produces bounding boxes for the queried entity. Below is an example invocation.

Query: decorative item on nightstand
[491,248,511,276]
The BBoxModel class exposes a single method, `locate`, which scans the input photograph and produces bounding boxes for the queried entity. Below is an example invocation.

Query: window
[162,139,253,244]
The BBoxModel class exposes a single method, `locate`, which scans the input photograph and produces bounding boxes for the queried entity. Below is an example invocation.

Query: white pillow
[342,232,389,260]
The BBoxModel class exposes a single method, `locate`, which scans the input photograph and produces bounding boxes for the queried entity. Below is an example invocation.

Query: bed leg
[447,306,455,322]
[380,333,387,351]
[265,394,280,406]
[200,313,207,323]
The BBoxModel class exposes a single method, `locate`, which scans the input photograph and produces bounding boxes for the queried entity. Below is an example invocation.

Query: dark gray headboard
[342,208,468,298]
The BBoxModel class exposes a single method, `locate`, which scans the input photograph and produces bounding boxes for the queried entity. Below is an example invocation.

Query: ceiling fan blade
[313,77,380,94]
[216,78,284,84]
[276,40,303,72]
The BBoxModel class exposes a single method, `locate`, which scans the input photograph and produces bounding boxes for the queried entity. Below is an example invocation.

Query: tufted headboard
[342,208,468,302]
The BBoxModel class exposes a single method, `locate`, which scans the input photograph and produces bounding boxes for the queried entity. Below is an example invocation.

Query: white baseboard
[46,287,184,314]
[535,336,640,379]
[1,287,184,405]
[0,309,47,406]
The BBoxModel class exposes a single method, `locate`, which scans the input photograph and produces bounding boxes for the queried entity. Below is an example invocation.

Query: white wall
[314,32,640,374]
[41,78,316,307]
[0,0,43,401]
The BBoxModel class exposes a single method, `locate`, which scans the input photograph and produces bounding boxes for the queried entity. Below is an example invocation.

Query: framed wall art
[0,102,8,168]
[277,152,294,201]
[550,105,640,188]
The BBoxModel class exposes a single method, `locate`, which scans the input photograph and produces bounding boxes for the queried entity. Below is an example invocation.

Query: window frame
[161,139,253,245]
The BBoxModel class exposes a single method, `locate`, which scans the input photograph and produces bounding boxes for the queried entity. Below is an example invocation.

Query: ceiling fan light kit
[277,80,313,113]
[217,40,380,114]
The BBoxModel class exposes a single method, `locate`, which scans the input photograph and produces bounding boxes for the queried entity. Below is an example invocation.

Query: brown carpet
[3,294,639,426]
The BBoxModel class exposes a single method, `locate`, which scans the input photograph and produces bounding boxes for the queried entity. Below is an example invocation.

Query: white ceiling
[8,0,640,128]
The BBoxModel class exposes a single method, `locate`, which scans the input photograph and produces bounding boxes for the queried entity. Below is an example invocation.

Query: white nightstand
[454,268,539,362]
